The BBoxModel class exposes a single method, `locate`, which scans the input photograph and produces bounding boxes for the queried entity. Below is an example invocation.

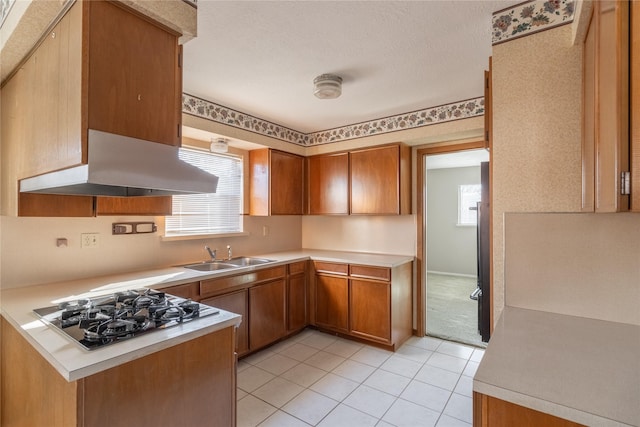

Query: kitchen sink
[181,257,275,272]
[224,257,275,267]
[182,261,236,272]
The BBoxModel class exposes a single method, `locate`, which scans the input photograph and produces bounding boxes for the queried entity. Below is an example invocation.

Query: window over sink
[165,148,243,236]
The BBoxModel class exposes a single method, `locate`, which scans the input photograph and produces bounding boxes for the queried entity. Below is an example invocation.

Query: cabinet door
[87,1,180,146]
[270,150,304,215]
[307,152,349,215]
[18,193,95,217]
[95,196,172,216]
[631,1,640,212]
[350,144,410,215]
[249,149,304,216]
[583,0,630,212]
[202,290,249,355]
[350,279,391,344]
[249,279,286,350]
[315,274,349,332]
[287,273,307,333]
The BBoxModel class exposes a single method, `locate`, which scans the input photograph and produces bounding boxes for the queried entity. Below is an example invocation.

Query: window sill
[161,231,250,242]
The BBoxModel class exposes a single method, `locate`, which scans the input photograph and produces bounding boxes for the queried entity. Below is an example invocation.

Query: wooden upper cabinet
[307,152,349,215]
[95,196,172,216]
[249,149,304,215]
[350,143,411,215]
[631,1,640,212]
[87,0,181,146]
[484,57,493,150]
[582,0,630,212]
[3,1,180,217]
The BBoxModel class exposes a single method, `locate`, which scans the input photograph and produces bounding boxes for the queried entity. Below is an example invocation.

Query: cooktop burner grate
[34,289,219,351]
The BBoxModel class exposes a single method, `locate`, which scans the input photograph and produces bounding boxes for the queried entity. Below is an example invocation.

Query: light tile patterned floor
[237,329,484,427]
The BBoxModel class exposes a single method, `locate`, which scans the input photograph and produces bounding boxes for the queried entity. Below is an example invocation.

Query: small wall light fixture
[210,137,228,153]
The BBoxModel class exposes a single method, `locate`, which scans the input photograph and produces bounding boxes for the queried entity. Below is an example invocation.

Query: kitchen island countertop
[0,249,413,382]
[473,306,640,426]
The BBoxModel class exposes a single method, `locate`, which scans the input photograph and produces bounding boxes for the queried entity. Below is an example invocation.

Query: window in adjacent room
[165,148,243,236]
[458,184,481,226]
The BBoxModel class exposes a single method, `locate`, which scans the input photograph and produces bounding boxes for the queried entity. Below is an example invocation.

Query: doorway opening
[423,148,489,347]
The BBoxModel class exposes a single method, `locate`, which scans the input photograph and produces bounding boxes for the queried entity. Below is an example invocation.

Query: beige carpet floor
[426,273,485,348]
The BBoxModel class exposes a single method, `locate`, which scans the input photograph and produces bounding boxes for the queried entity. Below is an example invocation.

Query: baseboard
[427,270,477,279]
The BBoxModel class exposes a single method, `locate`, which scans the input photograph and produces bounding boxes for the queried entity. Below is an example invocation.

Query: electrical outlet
[81,233,99,248]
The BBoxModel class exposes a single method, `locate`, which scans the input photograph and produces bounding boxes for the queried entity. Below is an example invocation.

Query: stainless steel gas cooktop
[34,288,219,351]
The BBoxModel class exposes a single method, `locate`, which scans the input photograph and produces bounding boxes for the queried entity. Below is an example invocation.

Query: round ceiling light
[313,74,342,99]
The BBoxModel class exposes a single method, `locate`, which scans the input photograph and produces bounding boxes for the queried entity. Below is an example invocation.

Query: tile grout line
[239,331,478,427]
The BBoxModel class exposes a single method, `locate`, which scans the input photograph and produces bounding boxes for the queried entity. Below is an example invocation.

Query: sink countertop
[0,249,413,382]
[473,306,640,426]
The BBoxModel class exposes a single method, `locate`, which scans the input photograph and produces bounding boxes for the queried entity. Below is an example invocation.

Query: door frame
[415,140,492,337]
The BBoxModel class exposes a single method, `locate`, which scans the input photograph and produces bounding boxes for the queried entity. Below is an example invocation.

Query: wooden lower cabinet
[249,279,286,350]
[1,316,236,427]
[199,263,307,356]
[287,271,307,332]
[473,392,585,427]
[350,278,391,344]
[202,290,249,356]
[161,281,200,301]
[315,274,349,333]
[313,261,412,350]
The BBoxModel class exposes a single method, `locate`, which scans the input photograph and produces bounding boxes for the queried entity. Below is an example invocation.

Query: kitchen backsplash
[504,212,640,326]
[0,214,416,289]
[0,215,302,289]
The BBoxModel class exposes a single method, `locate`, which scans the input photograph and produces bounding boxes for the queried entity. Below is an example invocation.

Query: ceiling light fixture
[210,137,228,153]
[313,74,342,99]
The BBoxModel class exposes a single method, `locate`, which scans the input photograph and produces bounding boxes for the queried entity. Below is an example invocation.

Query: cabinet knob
[137,94,142,101]
[51,32,56,39]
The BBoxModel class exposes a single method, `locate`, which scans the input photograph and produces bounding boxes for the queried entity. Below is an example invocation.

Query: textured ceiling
[182,1,518,134]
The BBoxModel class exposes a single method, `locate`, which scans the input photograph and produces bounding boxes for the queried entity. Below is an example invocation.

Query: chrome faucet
[205,245,217,261]
[227,245,232,260]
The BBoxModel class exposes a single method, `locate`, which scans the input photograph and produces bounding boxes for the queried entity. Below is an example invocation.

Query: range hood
[20,130,219,197]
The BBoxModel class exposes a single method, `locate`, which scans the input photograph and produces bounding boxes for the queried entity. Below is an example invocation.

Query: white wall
[302,215,415,256]
[492,24,583,323]
[426,166,479,276]
[0,215,301,289]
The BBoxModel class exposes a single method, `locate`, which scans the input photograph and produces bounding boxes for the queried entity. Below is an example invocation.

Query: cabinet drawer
[200,266,286,298]
[288,261,307,275]
[314,261,348,275]
[161,282,200,301]
[350,265,390,281]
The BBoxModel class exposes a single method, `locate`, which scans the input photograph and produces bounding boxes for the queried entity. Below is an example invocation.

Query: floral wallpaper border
[492,0,575,45]
[0,0,15,28]
[182,93,484,147]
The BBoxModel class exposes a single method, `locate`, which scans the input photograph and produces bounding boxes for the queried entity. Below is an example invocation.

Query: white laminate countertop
[473,306,640,427]
[0,249,413,382]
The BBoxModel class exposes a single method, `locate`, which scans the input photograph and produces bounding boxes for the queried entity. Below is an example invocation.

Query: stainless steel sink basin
[182,261,236,272]
[225,257,275,267]
[181,257,274,272]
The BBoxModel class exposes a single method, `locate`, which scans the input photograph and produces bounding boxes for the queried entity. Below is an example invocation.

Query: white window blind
[165,149,243,236]
[458,184,481,226]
